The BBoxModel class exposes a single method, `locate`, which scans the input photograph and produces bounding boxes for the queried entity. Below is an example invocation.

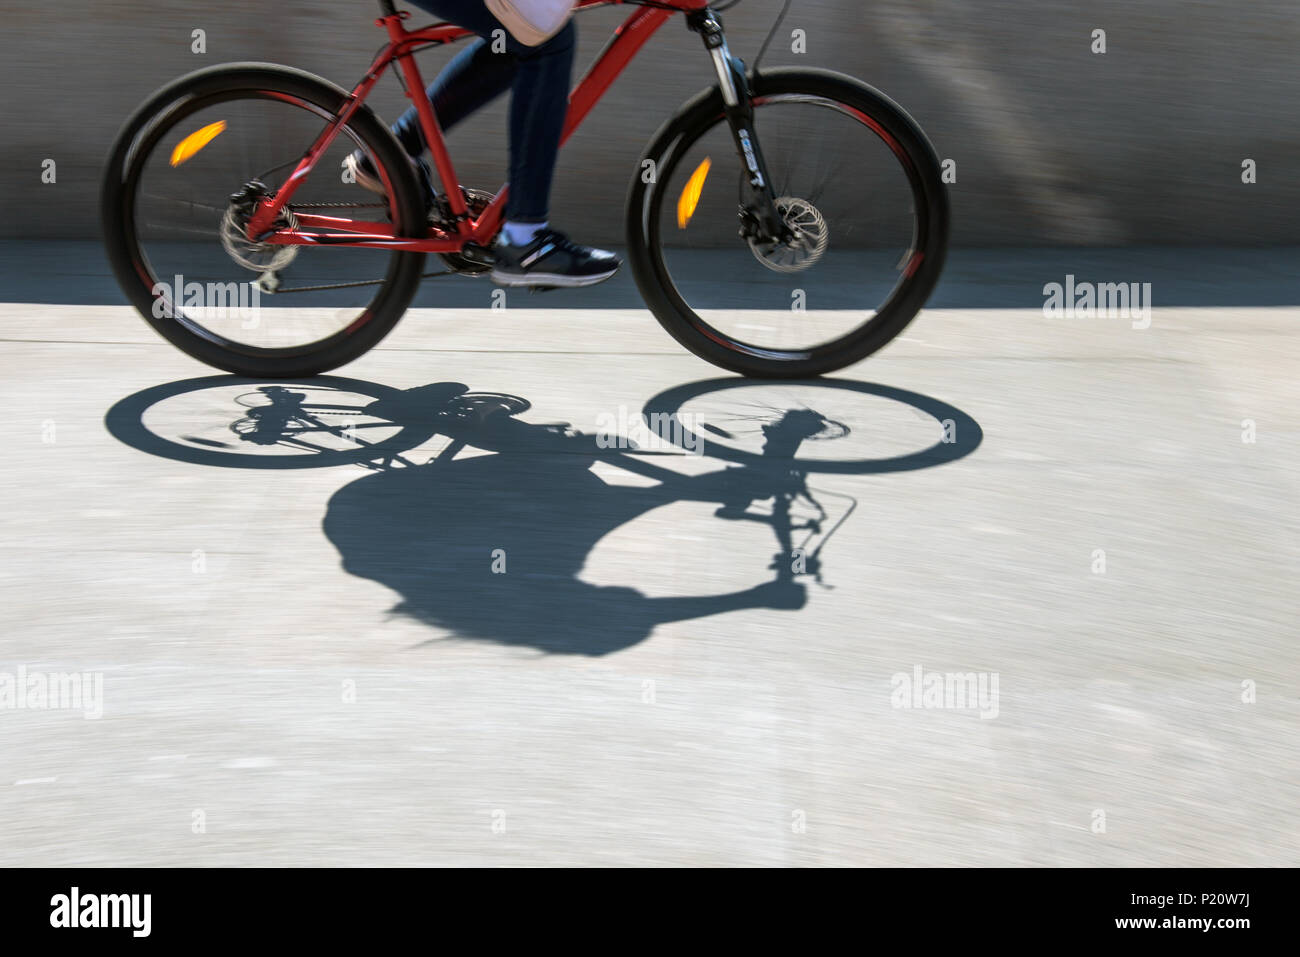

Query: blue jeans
[395,0,576,222]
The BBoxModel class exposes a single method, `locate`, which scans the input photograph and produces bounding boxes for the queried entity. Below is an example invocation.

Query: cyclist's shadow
[320,381,980,656]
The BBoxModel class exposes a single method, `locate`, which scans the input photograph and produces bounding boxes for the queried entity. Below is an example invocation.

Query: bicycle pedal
[527,285,560,295]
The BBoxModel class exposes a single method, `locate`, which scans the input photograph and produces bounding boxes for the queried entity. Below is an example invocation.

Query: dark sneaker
[490,228,620,288]
[345,151,436,210]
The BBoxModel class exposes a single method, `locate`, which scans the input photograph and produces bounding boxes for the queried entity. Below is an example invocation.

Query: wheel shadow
[106,376,983,655]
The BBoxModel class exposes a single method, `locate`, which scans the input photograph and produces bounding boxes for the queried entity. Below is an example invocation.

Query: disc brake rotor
[748,196,829,273]
[219,201,300,273]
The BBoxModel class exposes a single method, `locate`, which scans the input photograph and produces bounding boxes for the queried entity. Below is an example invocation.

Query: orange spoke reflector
[170,121,227,167]
[677,156,711,229]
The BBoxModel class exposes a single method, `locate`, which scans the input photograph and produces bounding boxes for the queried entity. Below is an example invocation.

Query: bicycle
[101,0,950,379]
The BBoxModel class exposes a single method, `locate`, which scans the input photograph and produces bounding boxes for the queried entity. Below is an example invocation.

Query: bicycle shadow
[107,376,983,656]
[328,379,982,655]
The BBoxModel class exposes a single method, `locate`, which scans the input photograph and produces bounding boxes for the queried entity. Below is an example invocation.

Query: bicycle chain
[288,201,389,209]
[265,269,455,294]
[266,202,465,291]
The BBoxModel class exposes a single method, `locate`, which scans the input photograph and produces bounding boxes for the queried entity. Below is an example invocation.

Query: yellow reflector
[677,156,711,228]
[170,121,227,167]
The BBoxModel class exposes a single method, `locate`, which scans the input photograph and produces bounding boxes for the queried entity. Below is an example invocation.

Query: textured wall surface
[1,0,1295,246]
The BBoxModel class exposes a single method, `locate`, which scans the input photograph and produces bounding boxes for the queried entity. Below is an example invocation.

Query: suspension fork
[687,9,788,243]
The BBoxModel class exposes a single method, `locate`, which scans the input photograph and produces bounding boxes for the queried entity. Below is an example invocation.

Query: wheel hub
[747,196,829,273]
[219,180,300,273]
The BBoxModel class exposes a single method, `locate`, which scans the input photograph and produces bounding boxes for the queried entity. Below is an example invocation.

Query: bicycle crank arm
[688,10,788,243]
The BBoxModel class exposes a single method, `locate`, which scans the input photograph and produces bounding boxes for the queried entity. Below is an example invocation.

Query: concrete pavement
[1,245,1297,865]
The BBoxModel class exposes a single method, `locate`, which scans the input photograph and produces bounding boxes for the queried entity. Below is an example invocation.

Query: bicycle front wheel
[101,63,428,378]
[627,68,949,378]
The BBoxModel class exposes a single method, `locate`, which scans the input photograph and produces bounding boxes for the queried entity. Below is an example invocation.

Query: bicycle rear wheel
[101,63,428,377]
[627,68,949,378]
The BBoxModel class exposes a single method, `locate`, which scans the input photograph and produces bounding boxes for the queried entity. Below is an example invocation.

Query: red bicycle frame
[248,0,710,253]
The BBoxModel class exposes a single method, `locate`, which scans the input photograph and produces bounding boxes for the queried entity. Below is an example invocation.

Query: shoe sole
[489,265,620,288]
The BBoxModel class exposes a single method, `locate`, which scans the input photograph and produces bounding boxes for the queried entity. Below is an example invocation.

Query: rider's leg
[481,15,617,288]
[497,20,573,232]
[359,0,620,286]
[349,4,516,199]
[393,0,572,229]
[387,34,516,159]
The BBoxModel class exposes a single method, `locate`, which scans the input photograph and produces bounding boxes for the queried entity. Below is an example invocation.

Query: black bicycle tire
[100,62,428,378]
[625,67,950,378]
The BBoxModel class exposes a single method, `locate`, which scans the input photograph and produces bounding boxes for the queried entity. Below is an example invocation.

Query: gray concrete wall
[1,0,1296,246]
